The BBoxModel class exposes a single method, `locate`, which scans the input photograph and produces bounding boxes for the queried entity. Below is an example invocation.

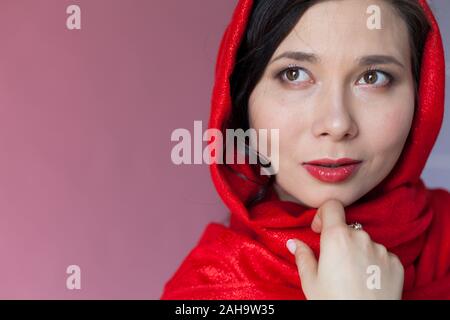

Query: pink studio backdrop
[0,0,236,299]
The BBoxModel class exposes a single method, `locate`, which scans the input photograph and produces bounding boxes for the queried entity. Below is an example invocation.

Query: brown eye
[364,71,378,84]
[286,69,300,81]
[280,67,312,85]
[357,69,392,87]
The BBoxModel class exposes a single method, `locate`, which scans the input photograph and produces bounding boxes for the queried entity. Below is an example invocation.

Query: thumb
[286,239,318,293]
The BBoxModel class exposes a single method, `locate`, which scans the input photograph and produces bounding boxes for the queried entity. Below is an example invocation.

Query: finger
[311,212,322,233]
[388,252,405,272]
[317,199,347,231]
[286,239,317,293]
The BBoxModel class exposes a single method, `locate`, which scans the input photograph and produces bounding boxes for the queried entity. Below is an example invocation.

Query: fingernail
[286,239,297,255]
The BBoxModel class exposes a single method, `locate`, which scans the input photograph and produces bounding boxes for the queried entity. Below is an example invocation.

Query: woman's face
[248,0,415,208]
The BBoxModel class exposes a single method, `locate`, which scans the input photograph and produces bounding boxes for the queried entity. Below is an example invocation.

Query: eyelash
[276,64,395,88]
[276,64,311,85]
[362,66,395,87]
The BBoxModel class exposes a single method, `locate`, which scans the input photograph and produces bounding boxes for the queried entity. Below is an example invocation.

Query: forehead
[273,0,410,63]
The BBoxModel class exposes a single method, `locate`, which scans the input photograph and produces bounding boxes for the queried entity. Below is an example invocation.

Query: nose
[311,83,358,141]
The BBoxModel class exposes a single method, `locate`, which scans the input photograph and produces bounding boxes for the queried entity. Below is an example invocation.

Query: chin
[290,188,359,209]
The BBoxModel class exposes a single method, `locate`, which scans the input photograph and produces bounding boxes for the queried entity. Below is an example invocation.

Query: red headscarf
[161,0,450,299]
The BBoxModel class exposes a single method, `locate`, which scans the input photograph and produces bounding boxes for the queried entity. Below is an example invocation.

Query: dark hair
[224,0,431,208]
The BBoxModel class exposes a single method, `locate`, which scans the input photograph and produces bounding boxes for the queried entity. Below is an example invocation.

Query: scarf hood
[162,0,450,300]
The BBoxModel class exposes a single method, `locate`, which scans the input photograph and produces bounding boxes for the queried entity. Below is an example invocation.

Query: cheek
[249,84,285,139]
[249,103,285,159]
[249,88,307,159]
[363,99,414,161]
[249,82,279,128]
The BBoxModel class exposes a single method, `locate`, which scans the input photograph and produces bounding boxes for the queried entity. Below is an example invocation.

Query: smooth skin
[247,0,411,299]
[287,199,404,300]
[248,0,415,209]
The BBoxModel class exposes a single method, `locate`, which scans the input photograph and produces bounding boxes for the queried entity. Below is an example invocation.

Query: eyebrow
[270,51,319,65]
[357,55,405,69]
[270,51,405,69]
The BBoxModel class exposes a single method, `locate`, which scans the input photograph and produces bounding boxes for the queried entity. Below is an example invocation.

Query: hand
[286,199,404,299]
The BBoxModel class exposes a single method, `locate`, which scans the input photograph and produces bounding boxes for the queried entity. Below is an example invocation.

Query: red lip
[302,158,362,183]
[303,158,362,166]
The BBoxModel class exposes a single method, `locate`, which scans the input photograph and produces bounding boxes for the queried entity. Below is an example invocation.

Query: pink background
[0,0,448,299]
[0,0,236,299]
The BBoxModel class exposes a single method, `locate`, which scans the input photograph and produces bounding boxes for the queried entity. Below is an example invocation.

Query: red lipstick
[302,158,362,183]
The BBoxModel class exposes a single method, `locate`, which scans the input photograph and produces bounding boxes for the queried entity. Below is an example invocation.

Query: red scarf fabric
[161,0,450,300]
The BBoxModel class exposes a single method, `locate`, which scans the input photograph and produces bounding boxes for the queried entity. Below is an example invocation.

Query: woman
[161,0,450,299]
